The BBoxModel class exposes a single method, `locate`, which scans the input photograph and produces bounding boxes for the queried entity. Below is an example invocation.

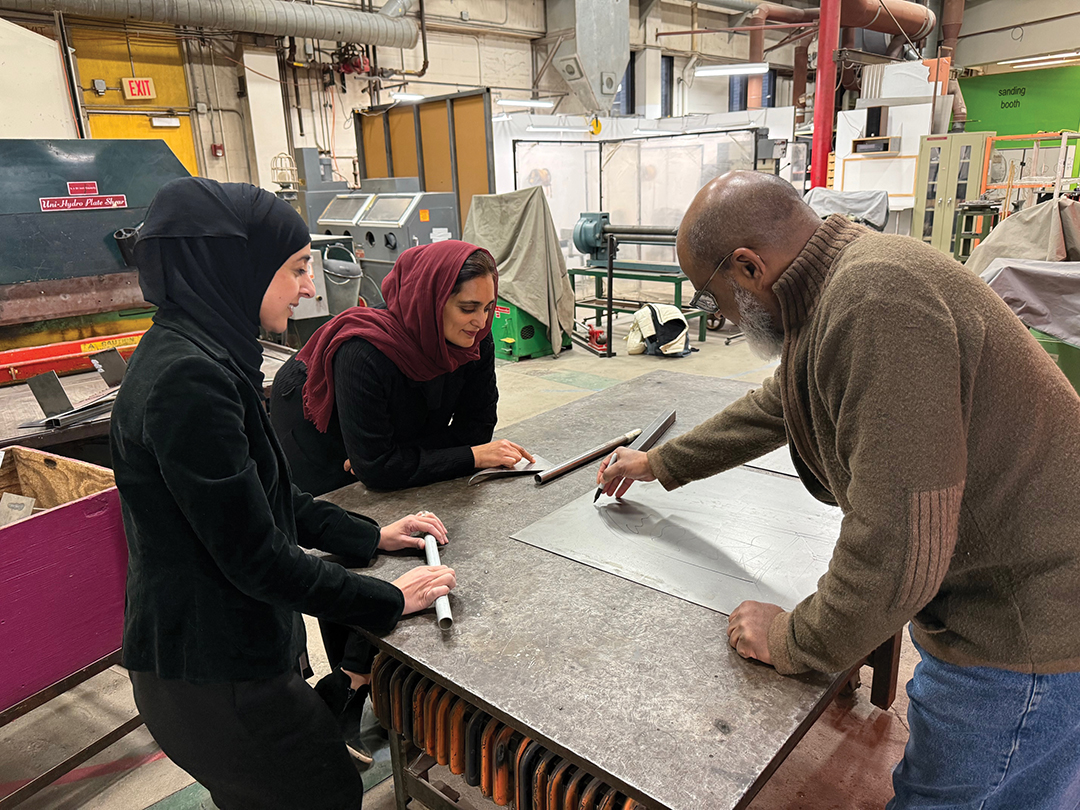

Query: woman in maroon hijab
[269,239,533,763]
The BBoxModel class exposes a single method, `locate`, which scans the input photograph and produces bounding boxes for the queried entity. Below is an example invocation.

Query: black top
[271,334,498,496]
[110,310,405,683]
[134,177,310,389]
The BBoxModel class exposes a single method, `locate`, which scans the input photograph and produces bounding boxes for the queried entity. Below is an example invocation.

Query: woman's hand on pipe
[472,440,535,469]
[393,565,457,615]
[379,511,448,551]
[596,447,656,498]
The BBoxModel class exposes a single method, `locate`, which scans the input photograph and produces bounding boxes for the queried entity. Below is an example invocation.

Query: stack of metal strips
[371,653,647,810]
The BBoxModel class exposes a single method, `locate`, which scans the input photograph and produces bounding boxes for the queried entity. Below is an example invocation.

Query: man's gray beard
[731,280,785,360]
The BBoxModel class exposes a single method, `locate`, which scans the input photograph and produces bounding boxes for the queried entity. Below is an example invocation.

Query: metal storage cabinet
[913,131,993,255]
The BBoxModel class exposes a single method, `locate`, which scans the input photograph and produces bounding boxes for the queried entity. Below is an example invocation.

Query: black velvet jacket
[271,334,498,496]
[110,310,404,682]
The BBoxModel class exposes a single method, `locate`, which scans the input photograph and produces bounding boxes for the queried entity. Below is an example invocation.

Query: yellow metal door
[70,29,199,175]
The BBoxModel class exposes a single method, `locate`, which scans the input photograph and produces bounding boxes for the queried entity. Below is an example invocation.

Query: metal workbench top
[323,368,841,810]
[0,342,293,450]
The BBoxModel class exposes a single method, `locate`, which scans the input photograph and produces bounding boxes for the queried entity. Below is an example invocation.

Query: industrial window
[728,69,777,112]
[613,53,637,116]
[660,55,674,118]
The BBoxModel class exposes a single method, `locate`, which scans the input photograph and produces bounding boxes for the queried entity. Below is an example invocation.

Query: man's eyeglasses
[688,250,734,314]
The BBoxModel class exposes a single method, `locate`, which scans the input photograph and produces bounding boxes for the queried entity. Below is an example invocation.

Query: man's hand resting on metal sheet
[472,440,535,469]
[379,511,449,551]
[727,600,783,666]
[393,565,457,614]
[596,447,656,498]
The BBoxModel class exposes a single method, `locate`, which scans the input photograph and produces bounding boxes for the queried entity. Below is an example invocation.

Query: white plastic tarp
[981,258,1080,347]
[965,198,1080,275]
[803,188,890,229]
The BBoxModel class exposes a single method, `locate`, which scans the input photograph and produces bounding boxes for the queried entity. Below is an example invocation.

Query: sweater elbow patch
[895,483,964,611]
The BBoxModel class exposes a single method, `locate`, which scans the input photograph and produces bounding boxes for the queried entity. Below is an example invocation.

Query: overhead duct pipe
[744,3,819,109]
[940,0,963,55]
[941,0,966,130]
[841,0,935,39]
[1,0,419,47]
[793,42,808,123]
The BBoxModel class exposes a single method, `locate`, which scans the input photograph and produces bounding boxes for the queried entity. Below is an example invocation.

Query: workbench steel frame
[324,371,901,810]
[375,639,897,810]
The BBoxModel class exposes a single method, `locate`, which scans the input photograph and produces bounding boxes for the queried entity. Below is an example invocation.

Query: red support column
[810,0,841,188]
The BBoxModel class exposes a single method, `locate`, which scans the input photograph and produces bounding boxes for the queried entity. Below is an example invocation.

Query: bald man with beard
[598,171,1080,809]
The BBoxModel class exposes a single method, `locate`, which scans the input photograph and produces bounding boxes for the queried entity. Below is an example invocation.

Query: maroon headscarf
[297,240,498,432]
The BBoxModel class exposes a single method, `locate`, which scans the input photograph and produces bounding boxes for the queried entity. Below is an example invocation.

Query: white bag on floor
[627,304,692,357]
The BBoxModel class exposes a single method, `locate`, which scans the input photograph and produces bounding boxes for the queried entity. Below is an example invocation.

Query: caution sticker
[419,209,430,222]
[79,335,141,353]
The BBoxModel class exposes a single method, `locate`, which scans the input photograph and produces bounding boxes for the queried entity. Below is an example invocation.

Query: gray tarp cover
[803,188,890,229]
[965,198,1080,275]
[463,187,574,346]
[981,258,1080,346]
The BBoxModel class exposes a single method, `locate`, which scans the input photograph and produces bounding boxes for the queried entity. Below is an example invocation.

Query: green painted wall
[959,66,1080,136]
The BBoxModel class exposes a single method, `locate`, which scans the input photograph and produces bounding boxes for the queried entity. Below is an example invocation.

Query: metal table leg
[868,631,903,710]
[388,730,412,810]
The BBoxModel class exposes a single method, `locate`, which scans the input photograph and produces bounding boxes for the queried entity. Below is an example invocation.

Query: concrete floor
[0,319,917,810]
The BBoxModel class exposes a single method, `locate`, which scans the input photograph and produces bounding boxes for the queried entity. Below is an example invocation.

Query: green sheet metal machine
[0,139,190,340]
[571,212,711,357]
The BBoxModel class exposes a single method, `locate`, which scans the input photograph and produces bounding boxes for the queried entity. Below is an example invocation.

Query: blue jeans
[888,630,1080,809]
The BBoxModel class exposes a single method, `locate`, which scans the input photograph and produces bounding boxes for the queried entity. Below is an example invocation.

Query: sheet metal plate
[512,470,840,615]
[745,445,799,477]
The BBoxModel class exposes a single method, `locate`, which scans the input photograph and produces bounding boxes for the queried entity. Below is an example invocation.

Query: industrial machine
[0,139,189,379]
[570,212,713,356]
[294,147,351,228]
[491,298,571,362]
[316,177,458,288]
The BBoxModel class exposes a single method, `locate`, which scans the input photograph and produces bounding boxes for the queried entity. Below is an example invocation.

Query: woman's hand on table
[472,440,535,469]
[379,511,448,551]
[393,565,457,614]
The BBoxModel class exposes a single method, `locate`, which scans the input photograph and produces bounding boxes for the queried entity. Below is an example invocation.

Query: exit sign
[122,77,156,100]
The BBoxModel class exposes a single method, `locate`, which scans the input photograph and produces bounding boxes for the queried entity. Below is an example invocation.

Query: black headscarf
[133,177,310,389]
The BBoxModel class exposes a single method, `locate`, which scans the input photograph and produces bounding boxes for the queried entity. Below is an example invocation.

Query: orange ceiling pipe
[841,0,936,39]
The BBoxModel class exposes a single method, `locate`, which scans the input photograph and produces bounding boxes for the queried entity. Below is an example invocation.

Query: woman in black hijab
[110,177,455,810]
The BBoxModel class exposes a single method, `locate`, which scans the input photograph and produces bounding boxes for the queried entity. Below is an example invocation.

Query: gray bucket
[323,247,363,315]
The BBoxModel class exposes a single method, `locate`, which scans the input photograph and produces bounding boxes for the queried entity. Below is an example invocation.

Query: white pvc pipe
[423,534,453,631]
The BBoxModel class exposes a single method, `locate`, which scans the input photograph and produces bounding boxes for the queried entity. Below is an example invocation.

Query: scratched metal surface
[0,351,288,445]
[513,469,840,615]
[323,369,840,810]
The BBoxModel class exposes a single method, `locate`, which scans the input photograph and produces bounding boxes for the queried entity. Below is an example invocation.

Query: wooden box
[0,447,126,713]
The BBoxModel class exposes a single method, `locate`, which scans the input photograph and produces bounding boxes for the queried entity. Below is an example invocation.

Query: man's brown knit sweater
[649,215,1080,676]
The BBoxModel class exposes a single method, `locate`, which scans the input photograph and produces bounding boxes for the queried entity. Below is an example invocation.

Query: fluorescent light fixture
[695,62,769,78]
[496,98,555,109]
[150,116,181,128]
[390,92,425,102]
[999,50,1080,65]
[491,114,511,122]
[1012,58,1080,70]
[526,125,592,133]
